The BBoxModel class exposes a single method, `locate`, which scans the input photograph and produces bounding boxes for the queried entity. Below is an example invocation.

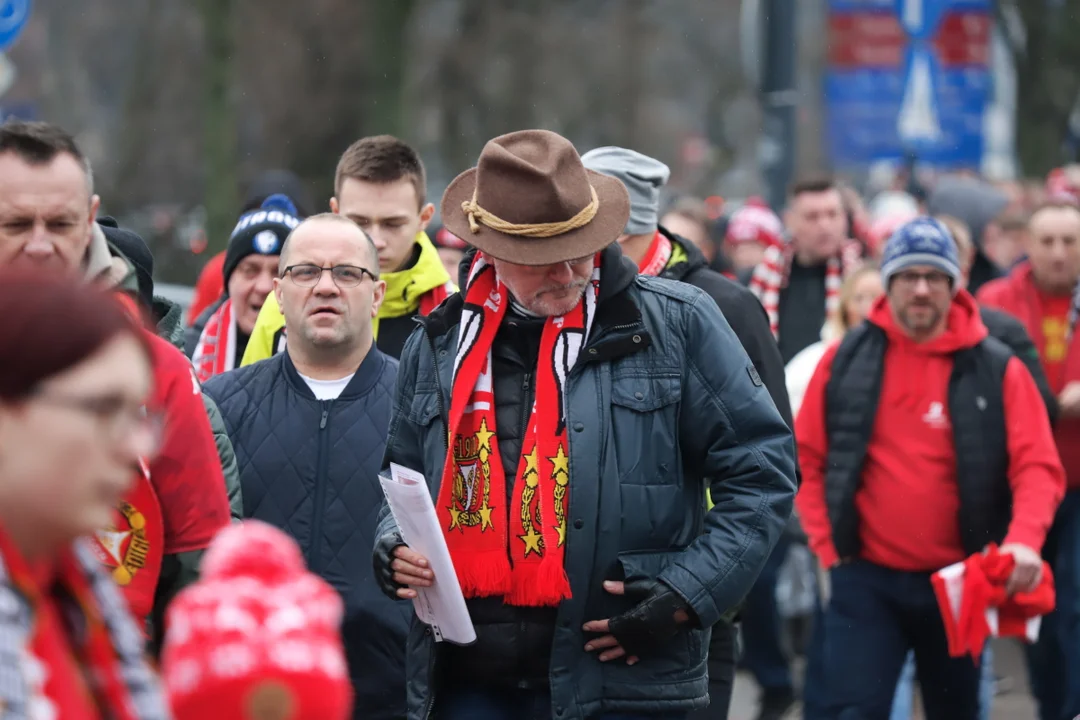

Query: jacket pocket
[609,371,682,486]
[598,549,708,697]
[408,387,442,426]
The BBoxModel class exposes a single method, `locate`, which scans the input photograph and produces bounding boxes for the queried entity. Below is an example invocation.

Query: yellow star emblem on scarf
[519,527,544,557]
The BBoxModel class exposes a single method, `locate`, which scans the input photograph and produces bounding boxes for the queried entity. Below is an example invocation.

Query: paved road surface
[727,638,1037,719]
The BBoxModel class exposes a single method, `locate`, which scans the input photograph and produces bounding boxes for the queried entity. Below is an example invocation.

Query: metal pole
[759,0,798,212]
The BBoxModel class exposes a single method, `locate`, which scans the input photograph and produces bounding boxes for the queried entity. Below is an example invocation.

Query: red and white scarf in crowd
[748,241,863,339]
[192,299,237,383]
[637,232,672,277]
[436,252,600,607]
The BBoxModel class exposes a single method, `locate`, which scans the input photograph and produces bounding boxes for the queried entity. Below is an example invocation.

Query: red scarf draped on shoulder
[436,253,600,606]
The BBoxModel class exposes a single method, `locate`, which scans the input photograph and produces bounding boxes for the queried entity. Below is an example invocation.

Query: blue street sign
[0,0,31,51]
[825,0,993,169]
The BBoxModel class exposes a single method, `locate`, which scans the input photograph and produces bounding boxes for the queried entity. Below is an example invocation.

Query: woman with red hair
[0,270,170,719]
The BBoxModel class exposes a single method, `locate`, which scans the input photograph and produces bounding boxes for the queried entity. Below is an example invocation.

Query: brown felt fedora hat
[441,130,630,266]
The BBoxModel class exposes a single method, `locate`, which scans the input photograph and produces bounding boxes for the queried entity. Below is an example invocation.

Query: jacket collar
[424,243,650,363]
[657,226,705,282]
[281,344,389,401]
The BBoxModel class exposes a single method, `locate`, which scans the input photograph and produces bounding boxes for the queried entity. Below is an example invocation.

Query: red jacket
[93,300,231,620]
[796,291,1065,570]
[978,263,1080,489]
[188,251,225,327]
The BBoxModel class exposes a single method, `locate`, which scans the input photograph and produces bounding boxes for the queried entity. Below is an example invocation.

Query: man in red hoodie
[796,216,1064,718]
[977,201,1080,720]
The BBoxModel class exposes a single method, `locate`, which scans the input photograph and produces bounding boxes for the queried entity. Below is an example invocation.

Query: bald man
[204,214,409,720]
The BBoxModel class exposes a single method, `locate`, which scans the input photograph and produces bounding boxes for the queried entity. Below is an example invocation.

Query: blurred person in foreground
[0,120,231,645]
[186,195,301,380]
[796,217,1064,719]
[0,271,169,719]
[162,520,353,720]
[204,214,408,719]
[242,136,456,363]
[581,146,795,720]
[372,130,797,719]
[977,202,1080,720]
[747,176,864,364]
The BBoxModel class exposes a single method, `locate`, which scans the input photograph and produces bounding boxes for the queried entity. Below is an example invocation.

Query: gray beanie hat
[581,146,671,236]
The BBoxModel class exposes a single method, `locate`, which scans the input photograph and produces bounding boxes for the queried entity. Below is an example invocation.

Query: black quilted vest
[824,322,1014,559]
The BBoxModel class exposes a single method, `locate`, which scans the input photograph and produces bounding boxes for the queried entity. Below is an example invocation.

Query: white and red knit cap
[725,198,784,248]
[161,521,353,720]
[1047,166,1080,204]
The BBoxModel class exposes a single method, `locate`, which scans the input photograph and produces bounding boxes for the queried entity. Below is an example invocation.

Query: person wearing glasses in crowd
[202,213,409,720]
[795,217,1064,718]
[0,272,171,720]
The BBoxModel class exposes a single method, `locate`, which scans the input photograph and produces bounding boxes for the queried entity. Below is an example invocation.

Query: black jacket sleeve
[980,306,1059,425]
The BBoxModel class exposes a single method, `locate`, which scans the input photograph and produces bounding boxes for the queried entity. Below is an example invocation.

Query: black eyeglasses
[281,264,378,288]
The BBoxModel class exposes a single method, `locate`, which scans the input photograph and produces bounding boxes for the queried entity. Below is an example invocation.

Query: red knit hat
[725,200,784,248]
[161,521,353,720]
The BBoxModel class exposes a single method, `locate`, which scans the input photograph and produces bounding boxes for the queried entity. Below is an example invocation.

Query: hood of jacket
[153,296,186,349]
[656,226,704,282]
[868,288,988,355]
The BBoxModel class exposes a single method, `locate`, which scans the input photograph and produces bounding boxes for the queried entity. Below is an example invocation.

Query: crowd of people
[0,113,1077,720]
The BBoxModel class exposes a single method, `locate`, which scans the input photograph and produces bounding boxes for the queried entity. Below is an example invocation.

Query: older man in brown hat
[373,130,797,720]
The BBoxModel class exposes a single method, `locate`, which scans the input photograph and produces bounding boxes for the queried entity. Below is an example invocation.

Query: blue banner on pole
[0,0,31,51]
[825,0,993,169]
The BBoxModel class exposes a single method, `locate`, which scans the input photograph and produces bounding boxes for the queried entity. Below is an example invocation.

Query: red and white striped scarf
[749,241,863,339]
[192,299,237,382]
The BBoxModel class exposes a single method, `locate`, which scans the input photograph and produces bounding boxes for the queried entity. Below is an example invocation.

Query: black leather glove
[607,579,694,658]
[373,531,407,600]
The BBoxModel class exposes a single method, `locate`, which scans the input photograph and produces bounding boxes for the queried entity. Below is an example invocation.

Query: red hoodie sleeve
[147,336,231,554]
[1002,356,1066,550]
[795,342,841,568]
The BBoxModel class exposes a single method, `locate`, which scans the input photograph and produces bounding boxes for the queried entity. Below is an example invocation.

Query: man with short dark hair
[372,130,796,719]
[747,176,863,364]
[242,135,455,362]
[205,213,408,719]
[0,119,232,643]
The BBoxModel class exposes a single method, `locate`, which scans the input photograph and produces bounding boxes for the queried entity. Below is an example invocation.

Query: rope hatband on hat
[462,186,599,238]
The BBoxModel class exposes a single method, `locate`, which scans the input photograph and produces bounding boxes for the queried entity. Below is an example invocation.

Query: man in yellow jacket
[242,136,457,363]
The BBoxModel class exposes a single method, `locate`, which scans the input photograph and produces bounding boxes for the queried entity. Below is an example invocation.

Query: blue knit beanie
[880,217,961,294]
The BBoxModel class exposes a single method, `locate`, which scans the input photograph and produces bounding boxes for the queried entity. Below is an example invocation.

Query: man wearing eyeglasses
[203,212,408,720]
[794,217,1065,718]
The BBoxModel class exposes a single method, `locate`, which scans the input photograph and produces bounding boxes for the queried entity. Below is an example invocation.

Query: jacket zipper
[309,403,332,573]
[421,323,444,718]
[423,630,437,719]
[519,371,534,440]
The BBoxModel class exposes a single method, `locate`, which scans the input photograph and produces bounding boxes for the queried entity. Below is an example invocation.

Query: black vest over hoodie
[824,322,1014,560]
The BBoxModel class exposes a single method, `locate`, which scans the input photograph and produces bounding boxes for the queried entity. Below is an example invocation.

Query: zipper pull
[320,409,329,429]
